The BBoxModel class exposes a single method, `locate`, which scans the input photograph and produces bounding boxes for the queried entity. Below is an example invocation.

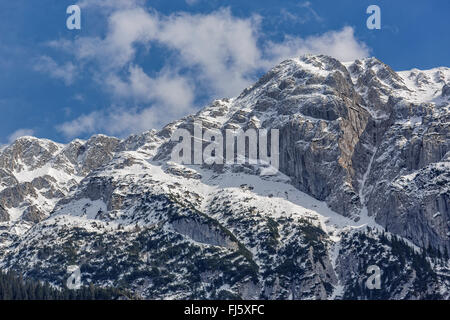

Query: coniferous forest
[0,269,127,300]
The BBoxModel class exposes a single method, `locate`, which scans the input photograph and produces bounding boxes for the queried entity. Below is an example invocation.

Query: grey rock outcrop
[0,55,448,300]
[442,83,450,97]
[0,204,9,222]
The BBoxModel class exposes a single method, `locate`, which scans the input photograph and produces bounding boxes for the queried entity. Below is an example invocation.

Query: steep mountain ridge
[0,55,449,299]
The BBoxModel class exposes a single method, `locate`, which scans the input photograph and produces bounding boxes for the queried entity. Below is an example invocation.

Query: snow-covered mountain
[0,55,449,299]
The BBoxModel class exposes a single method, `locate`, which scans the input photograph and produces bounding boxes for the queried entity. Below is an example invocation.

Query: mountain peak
[0,55,449,300]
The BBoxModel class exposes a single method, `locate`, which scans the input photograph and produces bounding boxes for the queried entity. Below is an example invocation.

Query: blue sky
[0,0,448,144]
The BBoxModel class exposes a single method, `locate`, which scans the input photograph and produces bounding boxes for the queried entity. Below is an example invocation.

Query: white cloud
[156,9,262,97]
[57,112,97,138]
[57,106,169,138]
[59,8,159,71]
[58,66,195,138]
[53,8,261,96]
[33,56,77,85]
[298,1,323,22]
[105,65,195,116]
[278,2,323,25]
[52,6,370,138]
[264,26,370,66]
[7,128,35,144]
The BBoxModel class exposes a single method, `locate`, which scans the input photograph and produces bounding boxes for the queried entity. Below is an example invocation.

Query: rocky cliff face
[0,55,448,299]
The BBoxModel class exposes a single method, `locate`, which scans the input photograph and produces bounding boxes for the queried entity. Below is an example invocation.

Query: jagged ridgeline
[0,54,448,299]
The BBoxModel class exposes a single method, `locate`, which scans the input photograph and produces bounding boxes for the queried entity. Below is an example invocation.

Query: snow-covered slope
[0,55,449,299]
